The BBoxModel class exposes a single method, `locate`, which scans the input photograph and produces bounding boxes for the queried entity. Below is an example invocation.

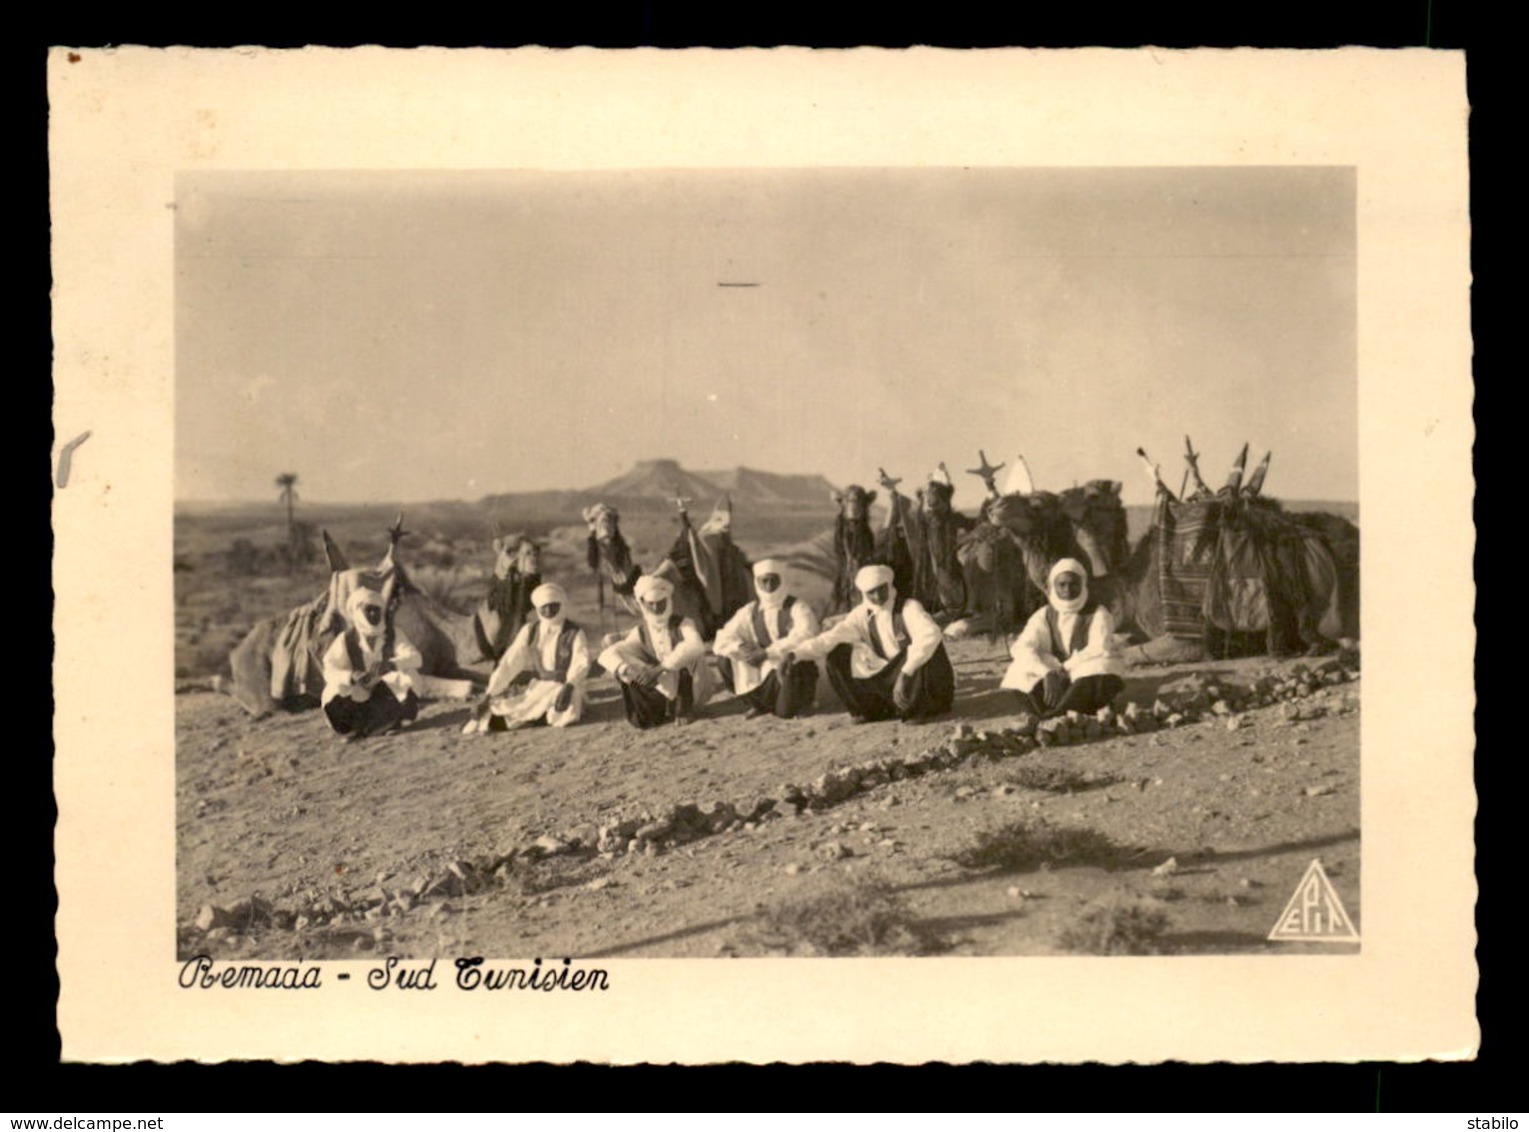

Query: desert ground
[174,501,1360,961]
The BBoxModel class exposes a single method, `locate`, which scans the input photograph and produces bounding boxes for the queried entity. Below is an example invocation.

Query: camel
[471,533,542,662]
[876,465,975,624]
[1114,442,1360,661]
[820,484,878,616]
[583,495,754,640]
[951,453,1131,639]
[226,520,482,717]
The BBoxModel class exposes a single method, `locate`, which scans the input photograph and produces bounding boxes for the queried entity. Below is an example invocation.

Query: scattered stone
[1211,699,1231,716]
[818,841,852,861]
[584,876,614,892]
[783,863,802,876]
[1151,857,1179,877]
[1006,886,1024,900]
[634,819,672,843]
[1303,784,1336,798]
[1225,715,1243,732]
[194,904,228,932]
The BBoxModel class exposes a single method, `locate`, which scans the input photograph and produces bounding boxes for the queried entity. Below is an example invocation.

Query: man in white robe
[788,563,955,723]
[1000,557,1126,717]
[463,582,591,733]
[713,558,821,719]
[598,574,716,728]
[321,587,423,738]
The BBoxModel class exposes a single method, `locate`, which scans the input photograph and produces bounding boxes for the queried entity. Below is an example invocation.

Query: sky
[176,166,1355,507]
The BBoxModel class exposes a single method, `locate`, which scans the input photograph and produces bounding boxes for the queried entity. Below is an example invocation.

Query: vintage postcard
[50,48,1474,1063]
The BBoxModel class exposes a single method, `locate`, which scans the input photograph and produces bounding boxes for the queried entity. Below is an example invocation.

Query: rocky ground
[176,641,1360,961]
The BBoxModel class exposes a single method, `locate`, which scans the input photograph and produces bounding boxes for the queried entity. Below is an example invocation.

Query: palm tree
[275,473,299,540]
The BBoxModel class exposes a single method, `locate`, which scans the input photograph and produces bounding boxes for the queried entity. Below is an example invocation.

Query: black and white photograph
[172,165,1361,962]
[51,48,1473,1064]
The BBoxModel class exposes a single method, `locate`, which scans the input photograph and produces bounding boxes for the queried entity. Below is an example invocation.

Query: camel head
[1056,480,1128,579]
[699,495,734,538]
[582,502,621,545]
[988,491,1044,536]
[491,533,541,580]
[922,480,956,516]
[832,485,876,522]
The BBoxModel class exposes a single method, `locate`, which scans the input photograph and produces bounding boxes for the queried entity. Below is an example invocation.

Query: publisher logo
[1268,858,1359,942]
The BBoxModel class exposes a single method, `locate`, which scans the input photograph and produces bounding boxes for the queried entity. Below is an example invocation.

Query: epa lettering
[367,956,440,990]
[1268,859,1360,943]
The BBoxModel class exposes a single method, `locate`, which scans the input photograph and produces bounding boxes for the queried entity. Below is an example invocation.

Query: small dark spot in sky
[68,52,81,63]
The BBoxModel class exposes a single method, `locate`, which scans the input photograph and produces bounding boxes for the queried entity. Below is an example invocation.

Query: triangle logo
[1267,858,1360,943]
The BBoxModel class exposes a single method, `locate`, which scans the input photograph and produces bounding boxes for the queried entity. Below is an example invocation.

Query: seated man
[1000,558,1125,717]
[598,575,715,728]
[321,587,423,739]
[713,558,821,720]
[463,582,590,734]
[788,563,954,724]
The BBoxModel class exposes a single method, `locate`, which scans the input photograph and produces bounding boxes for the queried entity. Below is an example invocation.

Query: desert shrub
[1004,765,1119,794]
[754,871,940,957]
[409,564,479,614]
[951,819,1127,873]
[227,538,262,576]
[1058,895,1171,955]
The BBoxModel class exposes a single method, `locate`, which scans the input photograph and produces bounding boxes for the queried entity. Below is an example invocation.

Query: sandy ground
[176,640,1359,961]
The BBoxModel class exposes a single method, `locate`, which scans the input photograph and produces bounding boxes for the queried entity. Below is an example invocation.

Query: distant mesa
[592,458,836,507]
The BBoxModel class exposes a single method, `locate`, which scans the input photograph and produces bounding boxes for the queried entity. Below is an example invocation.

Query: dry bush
[408,564,482,614]
[1004,764,1119,794]
[952,819,1127,873]
[754,870,940,956]
[1057,894,1171,955]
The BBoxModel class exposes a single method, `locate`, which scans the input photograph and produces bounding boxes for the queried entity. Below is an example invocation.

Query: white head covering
[633,574,675,619]
[1047,558,1090,615]
[752,558,788,608]
[531,582,567,621]
[346,587,387,639]
[855,564,894,592]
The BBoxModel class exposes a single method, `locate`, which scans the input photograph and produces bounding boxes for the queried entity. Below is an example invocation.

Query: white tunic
[713,597,821,696]
[320,629,422,707]
[1000,605,1126,692]
[793,598,943,680]
[482,618,592,728]
[598,615,716,705]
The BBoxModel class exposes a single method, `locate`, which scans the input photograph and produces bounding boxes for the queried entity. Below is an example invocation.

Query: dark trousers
[824,643,955,722]
[1011,673,1123,719]
[619,669,695,729]
[324,689,420,737]
[719,656,819,719]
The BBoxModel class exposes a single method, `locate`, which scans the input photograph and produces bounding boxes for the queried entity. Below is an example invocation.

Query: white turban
[346,587,387,638]
[531,583,567,608]
[634,575,675,605]
[855,564,895,593]
[1047,558,1090,615]
[753,558,788,608]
